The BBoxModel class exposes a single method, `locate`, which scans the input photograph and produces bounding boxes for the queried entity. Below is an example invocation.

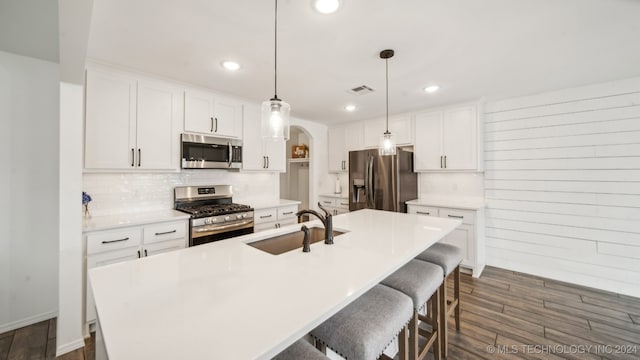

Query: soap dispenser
[334,174,342,194]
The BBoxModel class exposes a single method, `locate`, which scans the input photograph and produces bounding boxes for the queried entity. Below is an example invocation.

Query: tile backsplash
[83,171,279,216]
[418,172,484,198]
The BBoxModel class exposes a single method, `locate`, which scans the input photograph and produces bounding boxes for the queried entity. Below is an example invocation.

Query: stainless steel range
[174,185,254,247]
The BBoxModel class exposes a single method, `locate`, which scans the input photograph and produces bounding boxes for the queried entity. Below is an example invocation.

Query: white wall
[484,76,640,297]
[0,50,60,332]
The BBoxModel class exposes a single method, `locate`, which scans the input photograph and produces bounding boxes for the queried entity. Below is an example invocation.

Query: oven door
[181,134,242,169]
[190,220,254,247]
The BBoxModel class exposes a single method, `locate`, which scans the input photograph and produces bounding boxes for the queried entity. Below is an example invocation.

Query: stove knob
[242,213,248,219]
[224,215,231,221]
[236,214,243,220]
[204,218,211,225]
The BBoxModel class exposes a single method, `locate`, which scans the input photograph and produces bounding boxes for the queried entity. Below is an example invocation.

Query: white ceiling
[87,0,640,124]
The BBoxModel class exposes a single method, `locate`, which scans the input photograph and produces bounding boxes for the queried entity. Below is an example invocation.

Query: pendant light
[262,0,291,141]
[378,49,396,156]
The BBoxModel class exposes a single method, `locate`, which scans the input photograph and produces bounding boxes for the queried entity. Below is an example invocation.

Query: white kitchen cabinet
[254,204,299,232]
[407,204,485,277]
[328,125,348,172]
[242,105,285,171]
[184,89,242,138]
[363,115,414,148]
[84,68,180,171]
[85,220,188,323]
[318,196,349,216]
[414,104,481,171]
[345,122,364,152]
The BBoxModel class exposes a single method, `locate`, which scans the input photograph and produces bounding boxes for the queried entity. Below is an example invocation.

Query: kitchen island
[89,209,462,360]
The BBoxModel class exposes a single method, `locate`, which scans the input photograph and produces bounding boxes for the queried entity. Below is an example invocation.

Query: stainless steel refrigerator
[349,148,418,213]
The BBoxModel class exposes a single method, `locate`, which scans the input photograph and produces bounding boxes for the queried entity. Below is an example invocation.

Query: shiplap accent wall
[484,77,640,297]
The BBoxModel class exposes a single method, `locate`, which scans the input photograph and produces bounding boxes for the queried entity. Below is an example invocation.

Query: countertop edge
[82,210,191,232]
[406,197,486,210]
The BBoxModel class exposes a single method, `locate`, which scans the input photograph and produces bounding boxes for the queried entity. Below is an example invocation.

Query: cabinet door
[344,122,363,152]
[136,80,180,170]
[440,224,474,268]
[442,106,477,170]
[242,105,266,170]
[213,95,242,138]
[143,238,186,257]
[414,111,443,171]
[363,118,385,148]
[264,139,285,172]
[85,69,137,169]
[328,125,347,172]
[86,247,140,323]
[389,115,414,145]
[184,90,215,134]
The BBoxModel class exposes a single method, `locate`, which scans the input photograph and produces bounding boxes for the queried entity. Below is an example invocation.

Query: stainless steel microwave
[181,134,242,169]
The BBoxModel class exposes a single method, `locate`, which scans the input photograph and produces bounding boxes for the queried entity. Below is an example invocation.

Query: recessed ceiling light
[424,85,440,93]
[313,0,341,14]
[222,61,240,71]
[344,104,357,112]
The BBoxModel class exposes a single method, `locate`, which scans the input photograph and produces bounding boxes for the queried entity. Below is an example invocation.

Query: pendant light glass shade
[261,98,290,140]
[378,49,396,156]
[379,131,396,156]
[262,0,290,141]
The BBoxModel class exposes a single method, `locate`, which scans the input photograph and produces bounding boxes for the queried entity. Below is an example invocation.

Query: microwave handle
[228,141,233,167]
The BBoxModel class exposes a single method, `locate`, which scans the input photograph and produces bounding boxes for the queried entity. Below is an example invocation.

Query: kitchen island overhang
[89,209,462,360]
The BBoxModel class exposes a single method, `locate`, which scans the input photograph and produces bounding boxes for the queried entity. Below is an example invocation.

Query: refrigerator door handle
[367,156,374,208]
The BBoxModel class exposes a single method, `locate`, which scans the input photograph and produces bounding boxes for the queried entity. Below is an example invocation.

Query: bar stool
[310,284,413,360]
[272,339,329,360]
[415,243,463,358]
[381,259,443,360]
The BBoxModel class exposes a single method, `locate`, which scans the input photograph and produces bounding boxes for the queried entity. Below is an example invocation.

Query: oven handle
[228,141,233,168]
[192,220,254,238]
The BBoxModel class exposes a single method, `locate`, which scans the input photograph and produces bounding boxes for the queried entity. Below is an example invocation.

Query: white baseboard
[0,310,57,333]
[56,338,86,357]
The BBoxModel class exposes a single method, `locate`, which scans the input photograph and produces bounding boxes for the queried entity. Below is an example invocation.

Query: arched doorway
[280,125,312,211]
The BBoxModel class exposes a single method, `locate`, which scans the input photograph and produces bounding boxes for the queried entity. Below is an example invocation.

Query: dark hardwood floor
[1,266,638,359]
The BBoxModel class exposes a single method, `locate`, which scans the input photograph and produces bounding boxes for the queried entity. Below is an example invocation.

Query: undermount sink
[247,227,346,255]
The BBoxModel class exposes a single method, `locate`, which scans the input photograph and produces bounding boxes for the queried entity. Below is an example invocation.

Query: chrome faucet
[296,202,334,245]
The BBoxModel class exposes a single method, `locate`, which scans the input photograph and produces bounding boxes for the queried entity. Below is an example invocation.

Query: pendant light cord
[274,0,278,99]
[385,58,389,132]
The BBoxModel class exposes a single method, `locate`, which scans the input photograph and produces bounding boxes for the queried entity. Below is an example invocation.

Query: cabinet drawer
[277,205,298,221]
[86,227,141,255]
[407,205,438,217]
[143,221,186,245]
[319,197,336,207]
[335,199,349,210]
[254,208,278,224]
[254,221,277,232]
[438,208,475,225]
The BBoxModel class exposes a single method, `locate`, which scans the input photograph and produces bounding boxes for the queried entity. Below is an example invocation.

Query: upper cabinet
[328,125,347,172]
[184,89,241,138]
[242,105,285,172]
[414,104,481,171]
[84,68,180,171]
[362,115,414,148]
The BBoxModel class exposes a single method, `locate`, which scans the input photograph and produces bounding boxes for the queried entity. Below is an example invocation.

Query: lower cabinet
[85,220,188,324]
[318,196,349,216]
[407,204,485,277]
[254,204,299,232]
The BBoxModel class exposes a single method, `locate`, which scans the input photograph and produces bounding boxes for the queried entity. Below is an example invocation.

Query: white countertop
[82,210,191,232]
[406,196,486,210]
[89,209,461,360]
[319,193,348,199]
[250,199,301,210]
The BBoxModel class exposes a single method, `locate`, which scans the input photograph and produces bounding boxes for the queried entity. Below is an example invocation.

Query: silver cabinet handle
[131,148,135,167]
[260,214,273,219]
[101,237,129,244]
[440,155,443,168]
[138,149,141,167]
[263,156,267,169]
[323,201,332,204]
[340,202,348,206]
[266,156,270,169]
[214,117,218,132]
[282,211,293,215]
[447,214,463,219]
[210,117,214,132]
[444,155,447,168]
[155,230,177,236]
[417,211,430,215]
[144,249,148,257]
[137,250,141,258]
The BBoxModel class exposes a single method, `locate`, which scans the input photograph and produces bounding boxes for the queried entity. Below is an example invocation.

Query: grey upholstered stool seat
[272,339,329,360]
[311,284,413,360]
[416,242,464,358]
[381,259,443,360]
